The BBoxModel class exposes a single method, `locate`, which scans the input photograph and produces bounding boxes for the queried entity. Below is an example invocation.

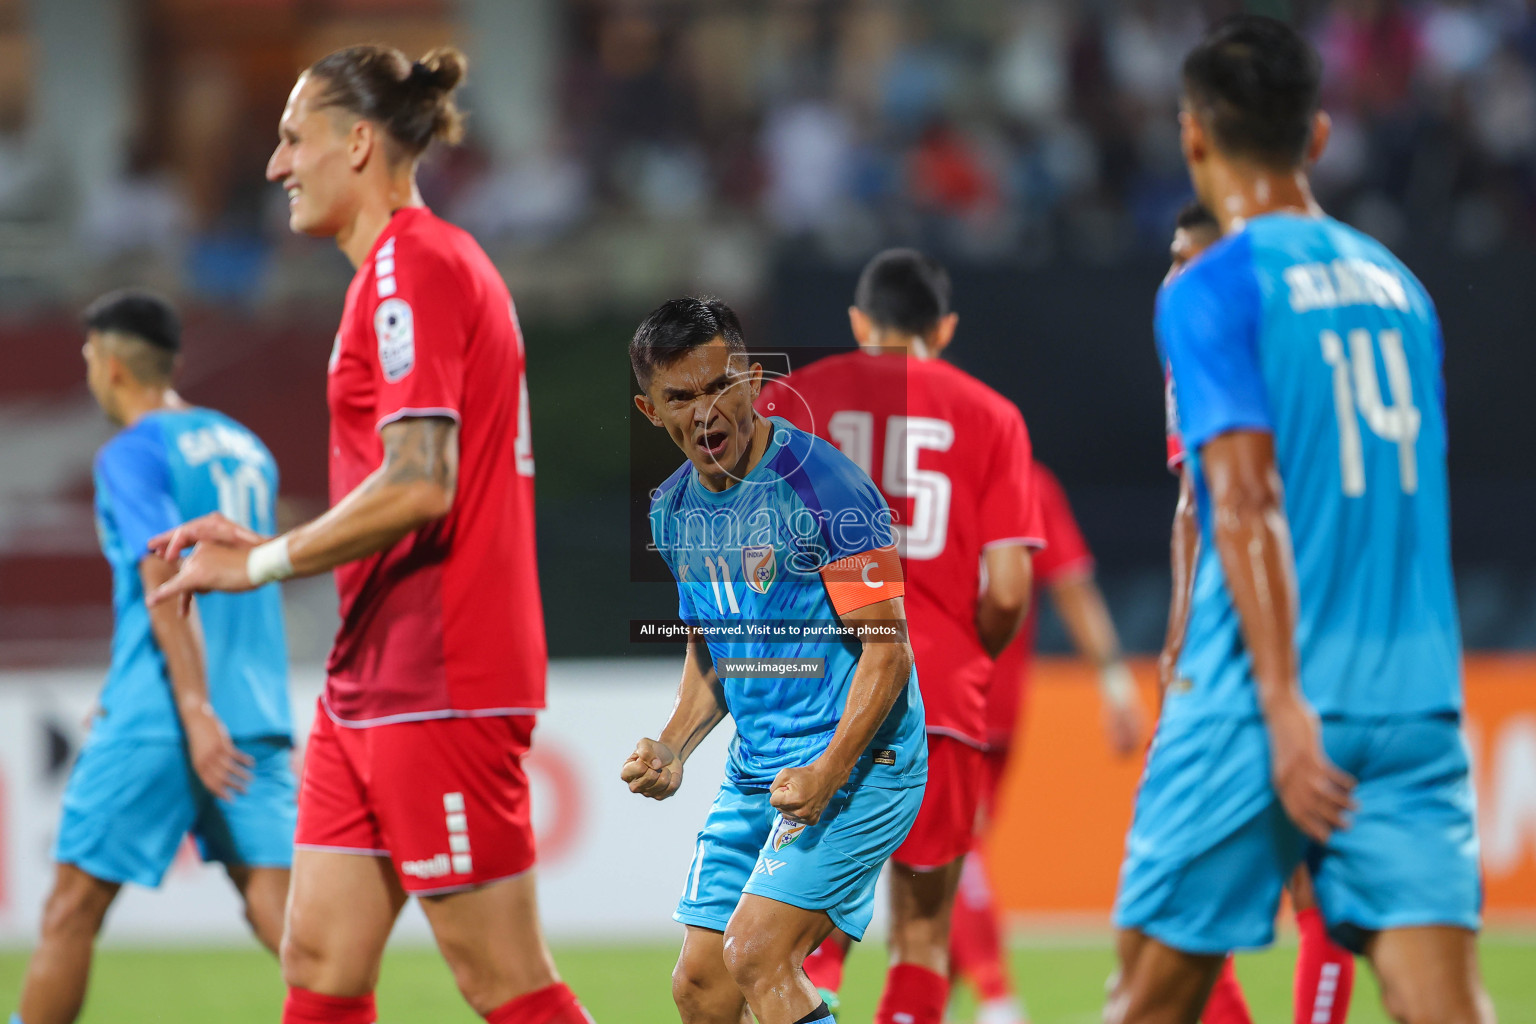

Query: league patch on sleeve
[374,298,415,382]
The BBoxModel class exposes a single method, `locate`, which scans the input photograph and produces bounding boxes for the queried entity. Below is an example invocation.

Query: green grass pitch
[2,935,1532,1022]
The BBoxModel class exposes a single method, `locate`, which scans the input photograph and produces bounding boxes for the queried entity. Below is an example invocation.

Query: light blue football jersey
[648,418,927,789]
[92,408,292,745]
[1157,213,1461,722]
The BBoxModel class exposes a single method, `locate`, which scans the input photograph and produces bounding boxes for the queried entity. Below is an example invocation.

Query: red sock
[281,987,376,1024]
[485,983,592,1024]
[1201,957,1253,1024]
[803,936,847,994]
[875,963,948,1024]
[949,853,1012,1001]
[1294,908,1354,1024]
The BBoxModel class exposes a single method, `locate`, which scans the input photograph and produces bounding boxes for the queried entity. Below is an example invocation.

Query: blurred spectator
[909,121,997,217]
[78,139,189,261]
[761,99,853,234]
[43,0,1536,296]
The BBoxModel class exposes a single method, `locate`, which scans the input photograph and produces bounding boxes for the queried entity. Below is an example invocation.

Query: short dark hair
[854,248,952,335]
[1176,200,1219,232]
[631,297,747,390]
[83,289,180,384]
[83,289,180,352]
[1182,15,1321,169]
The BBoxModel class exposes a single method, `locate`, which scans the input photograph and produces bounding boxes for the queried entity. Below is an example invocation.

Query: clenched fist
[769,761,841,825]
[621,737,683,800]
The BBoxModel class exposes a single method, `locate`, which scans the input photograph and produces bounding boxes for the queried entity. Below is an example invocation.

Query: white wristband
[246,536,294,587]
[1100,662,1137,707]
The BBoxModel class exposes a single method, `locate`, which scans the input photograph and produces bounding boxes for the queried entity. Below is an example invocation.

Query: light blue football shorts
[675,777,924,941]
[55,736,297,888]
[1113,713,1481,955]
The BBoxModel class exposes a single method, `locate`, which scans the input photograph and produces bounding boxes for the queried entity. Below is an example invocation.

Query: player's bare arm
[1048,570,1146,756]
[975,543,1032,658]
[623,629,728,801]
[139,553,254,800]
[770,595,914,826]
[1200,429,1356,843]
[147,415,459,608]
[1157,466,1199,697]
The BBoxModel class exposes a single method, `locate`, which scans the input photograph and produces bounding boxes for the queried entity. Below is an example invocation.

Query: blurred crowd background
[2,0,1535,665]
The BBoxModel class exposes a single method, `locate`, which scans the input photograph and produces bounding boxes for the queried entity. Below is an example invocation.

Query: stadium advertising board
[0,657,1530,945]
[991,657,1536,924]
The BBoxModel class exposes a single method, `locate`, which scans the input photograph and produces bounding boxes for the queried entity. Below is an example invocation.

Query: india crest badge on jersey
[742,544,776,595]
[770,814,805,852]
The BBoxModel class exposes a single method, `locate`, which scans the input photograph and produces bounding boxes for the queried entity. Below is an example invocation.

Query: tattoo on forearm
[379,417,459,494]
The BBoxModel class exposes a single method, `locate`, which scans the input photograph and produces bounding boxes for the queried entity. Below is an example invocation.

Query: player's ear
[104,347,130,388]
[1306,110,1331,167]
[1179,107,1206,168]
[746,362,764,399]
[930,313,959,356]
[633,392,662,427]
[848,306,872,347]
[347,118,374,172]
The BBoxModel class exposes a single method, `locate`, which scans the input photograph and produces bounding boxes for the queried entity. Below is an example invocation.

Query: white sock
[976,995,1029,1024]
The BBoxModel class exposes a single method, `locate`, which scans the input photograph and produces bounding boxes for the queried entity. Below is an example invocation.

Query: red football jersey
[324,207,546,725]
[1164,363,1185,470]
[758,352,1044,747]
[983,461,1094,747]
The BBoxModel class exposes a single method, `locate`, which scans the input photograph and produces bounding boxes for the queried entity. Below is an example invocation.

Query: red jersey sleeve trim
[982,535,1048,551]
[376,406,464,432]
[820,544,905,615]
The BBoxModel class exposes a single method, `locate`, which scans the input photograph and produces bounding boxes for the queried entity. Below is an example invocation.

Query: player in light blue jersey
[12,292,295,1024]
[622,297,927,1024]
[1109,18,1492,1024]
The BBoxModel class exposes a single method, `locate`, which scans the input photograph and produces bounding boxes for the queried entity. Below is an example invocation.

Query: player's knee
[40,872,114,939]
[720,926,774,996]
[279,921,332,991]
[1379,985,1488,1024]
[242,896,283,955]
[671,956,732,1016]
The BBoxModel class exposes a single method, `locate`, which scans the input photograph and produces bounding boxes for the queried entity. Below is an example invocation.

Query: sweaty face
[266,74,356,238]
[642,339,762,488]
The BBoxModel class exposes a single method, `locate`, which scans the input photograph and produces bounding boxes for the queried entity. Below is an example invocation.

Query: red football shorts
[893,734,986,869]
[294,699,537,895]
[981,746,1012,816]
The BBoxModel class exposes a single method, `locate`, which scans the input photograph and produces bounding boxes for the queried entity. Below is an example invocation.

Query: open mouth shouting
[696,428,730,458]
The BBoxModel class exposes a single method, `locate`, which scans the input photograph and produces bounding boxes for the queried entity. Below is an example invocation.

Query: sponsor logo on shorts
[401,853,452,879]
[770,815,805,852]
[755,857,786,876]
[403,792,474,881]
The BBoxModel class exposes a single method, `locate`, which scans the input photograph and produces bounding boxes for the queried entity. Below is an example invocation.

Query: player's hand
[1265,692,1356,843]
[1100,689,1147,759]
[180,701,254,801]
[769,761,841,826]
[150,512,262,563]
[622,738,683,800]
[147,540,256,615]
